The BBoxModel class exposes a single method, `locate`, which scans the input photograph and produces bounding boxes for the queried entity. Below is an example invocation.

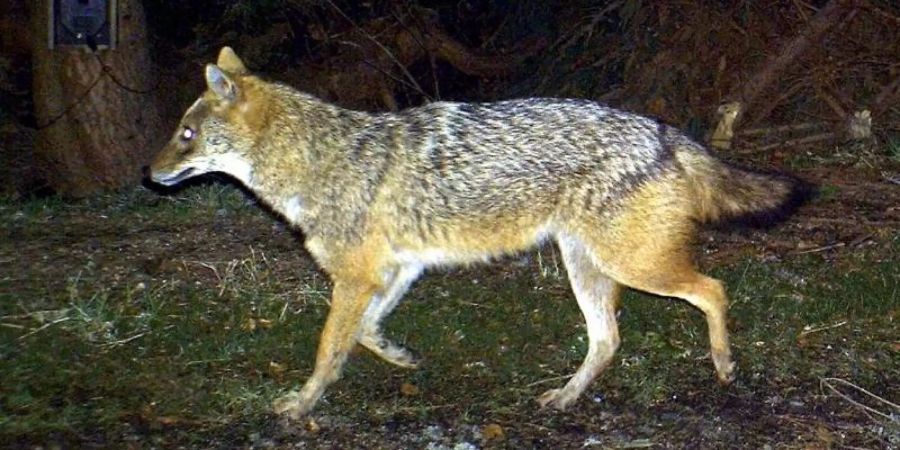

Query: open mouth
[153,167,196,186]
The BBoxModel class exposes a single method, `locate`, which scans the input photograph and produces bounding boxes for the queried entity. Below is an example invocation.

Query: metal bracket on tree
[48,0,117,50]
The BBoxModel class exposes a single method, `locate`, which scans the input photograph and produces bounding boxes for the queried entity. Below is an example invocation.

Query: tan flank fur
[148,47,809,419]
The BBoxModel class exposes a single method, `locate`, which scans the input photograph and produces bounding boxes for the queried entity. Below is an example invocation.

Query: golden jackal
[148,47,810,419]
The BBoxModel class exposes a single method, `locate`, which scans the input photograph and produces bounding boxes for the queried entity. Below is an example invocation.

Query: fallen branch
[739,131,837,153]
[819,377,900,423]
[805,217,900,227]
[738,122,824,136]
[793,242,845,254]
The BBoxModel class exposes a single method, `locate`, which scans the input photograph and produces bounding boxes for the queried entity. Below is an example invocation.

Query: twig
[814,82,848,118]
[793,242,845,254]
[17,317,71,341]
[793,233,874,255]
[185,358,230,366]
[324,0,429,100]
[526,373,573,387]
[864,2,900,26]
[819,377,900,422]
[279,301,290,322]
[798,320,847,337]
[738,122,824,136]
[746,80,806,127]
[871,73,900,117]
[729,0,852,120]
[739,131,837,153]
[805,217,900,227]
[391,5,440,99]
[103,331,149,347]
[1,309,68,320]
[392,403,457,413]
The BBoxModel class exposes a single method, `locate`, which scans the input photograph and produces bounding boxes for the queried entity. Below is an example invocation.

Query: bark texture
[31,0,165,196]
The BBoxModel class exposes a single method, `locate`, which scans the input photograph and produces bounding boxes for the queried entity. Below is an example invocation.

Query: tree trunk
[30,0,165,197]
[0,0,37,196]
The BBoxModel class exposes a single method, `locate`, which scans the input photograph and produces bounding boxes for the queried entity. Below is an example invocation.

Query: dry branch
[427,27,543,77]
[730,0,860,126]
[741,131,838,154]
[870,74,900,118]
[739,122,824,136]
[289,3,544,110]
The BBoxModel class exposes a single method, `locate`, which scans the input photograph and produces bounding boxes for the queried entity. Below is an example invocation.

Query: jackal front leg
[538,235,621,410]
[272,278,376,419]
[359,263,423,369]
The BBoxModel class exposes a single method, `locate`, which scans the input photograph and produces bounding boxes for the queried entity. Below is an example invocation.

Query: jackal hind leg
[358,264,424,369]
[616,268,734,384]
[595,230,735,385]
[272,277,379,419]
[538,235,622,411]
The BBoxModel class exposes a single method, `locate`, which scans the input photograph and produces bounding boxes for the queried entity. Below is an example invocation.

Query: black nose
[141,165,151,178]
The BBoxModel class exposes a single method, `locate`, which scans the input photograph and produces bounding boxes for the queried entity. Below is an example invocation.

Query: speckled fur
[150,47,809,419]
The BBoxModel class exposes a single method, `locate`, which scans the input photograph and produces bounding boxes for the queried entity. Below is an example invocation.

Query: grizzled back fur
[151,50,808,249]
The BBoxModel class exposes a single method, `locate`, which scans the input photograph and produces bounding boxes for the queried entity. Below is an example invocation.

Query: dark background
[1,0,899,198]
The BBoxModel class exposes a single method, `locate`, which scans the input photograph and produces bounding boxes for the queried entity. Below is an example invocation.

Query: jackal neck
[245,82,376,244]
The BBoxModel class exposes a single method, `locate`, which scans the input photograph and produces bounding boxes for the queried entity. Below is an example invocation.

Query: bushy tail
[677,149,814,227]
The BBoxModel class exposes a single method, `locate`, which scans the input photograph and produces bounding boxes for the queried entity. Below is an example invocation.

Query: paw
[387,347,422,369]
[536,388,576,411]
[715,360,736,385]
[712,352,736,385]
[363,336,422,369]
[272,391,310,420]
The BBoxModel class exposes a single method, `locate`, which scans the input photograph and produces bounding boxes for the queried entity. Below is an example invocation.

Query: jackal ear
[216,46,248,74]
[205,64,238,102]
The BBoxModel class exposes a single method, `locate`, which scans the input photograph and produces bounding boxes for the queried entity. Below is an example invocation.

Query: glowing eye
[181,127,195,141]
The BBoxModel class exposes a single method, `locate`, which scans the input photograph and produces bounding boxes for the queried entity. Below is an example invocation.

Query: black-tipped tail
[721,169,816,228]
[681,151,815,228]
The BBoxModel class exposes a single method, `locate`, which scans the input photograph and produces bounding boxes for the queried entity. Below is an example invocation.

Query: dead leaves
[240,316,273,332]
[400,382,420,397]
[481,423,506,443]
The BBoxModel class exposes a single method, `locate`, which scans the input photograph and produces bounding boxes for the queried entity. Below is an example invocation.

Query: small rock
[423,425,444,441]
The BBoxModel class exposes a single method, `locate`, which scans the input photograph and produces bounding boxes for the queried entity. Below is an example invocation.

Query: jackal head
[149,47,256,187]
